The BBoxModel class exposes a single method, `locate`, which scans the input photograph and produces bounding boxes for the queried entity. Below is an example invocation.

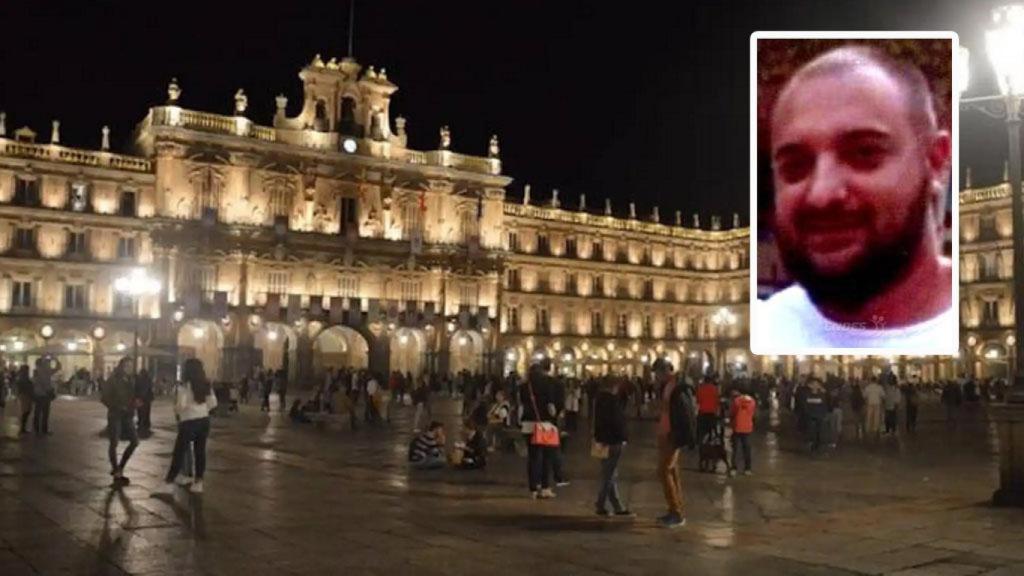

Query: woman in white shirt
[163,359,217,493]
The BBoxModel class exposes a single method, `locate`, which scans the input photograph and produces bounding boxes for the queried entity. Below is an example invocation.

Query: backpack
[668,383,697,449]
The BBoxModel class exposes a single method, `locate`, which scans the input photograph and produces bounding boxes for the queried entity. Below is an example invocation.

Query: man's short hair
[774,44,939,137]
[428,421,444,432]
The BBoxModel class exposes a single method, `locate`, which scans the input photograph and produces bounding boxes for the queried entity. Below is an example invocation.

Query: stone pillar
[993,404,1024,506]
[368,333,390,377]
[295,330,314,388]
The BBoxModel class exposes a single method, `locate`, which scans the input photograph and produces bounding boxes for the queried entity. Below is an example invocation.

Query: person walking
[102,358,140,486]
[520,359,559,499]
[863,377,885,439]
[135,368,154,433]
[654,359,695,528]
[850,382,865,440]
[883,377,902,435]
[904,382,919,434]
[260,371,272,412]
[728,387,756,476]
[32,356,59,435]
[276,369,288,412]
[16,365,33,435]
[161,358,217,494]
[593,378,633,517]
[804,378,829,453]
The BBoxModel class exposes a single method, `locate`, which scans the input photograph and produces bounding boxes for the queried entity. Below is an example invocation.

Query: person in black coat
[520,359,559,498]
[593,378,633,516]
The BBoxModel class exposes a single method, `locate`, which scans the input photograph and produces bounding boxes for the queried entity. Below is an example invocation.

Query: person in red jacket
[695,377,721,445]
[729,387,757,476]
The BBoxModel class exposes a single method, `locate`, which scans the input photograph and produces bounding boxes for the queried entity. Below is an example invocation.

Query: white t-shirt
[863,383,885,406]
[366,379,379,397]
[754,285,955,352]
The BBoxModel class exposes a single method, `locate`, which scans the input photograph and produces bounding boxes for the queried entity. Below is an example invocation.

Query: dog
[698,432,730,473]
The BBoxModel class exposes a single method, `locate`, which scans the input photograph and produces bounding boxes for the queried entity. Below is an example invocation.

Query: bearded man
[755,45,954,351]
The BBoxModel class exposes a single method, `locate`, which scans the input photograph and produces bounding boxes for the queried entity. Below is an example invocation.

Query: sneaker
[743,470,752,476]
[538,488,556,499]
[190,480,204,494]
[657,513,686,528]
[555,481,571,488]
[174,474,193,486]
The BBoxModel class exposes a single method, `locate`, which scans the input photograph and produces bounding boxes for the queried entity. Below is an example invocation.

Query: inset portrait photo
[750,32,959,355]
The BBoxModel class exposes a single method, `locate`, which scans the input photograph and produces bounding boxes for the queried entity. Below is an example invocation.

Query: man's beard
[775,177,930,311]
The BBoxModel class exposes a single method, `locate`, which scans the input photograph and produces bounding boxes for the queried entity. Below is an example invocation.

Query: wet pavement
[1,395,1023,575]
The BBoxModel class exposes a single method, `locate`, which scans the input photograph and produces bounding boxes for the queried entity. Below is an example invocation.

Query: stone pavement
[1,395,1023,575]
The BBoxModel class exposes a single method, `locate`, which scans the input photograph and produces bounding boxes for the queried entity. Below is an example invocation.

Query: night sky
[0,0,1014,222]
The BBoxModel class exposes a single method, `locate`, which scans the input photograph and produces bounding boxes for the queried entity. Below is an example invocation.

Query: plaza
[1,395,1023,576]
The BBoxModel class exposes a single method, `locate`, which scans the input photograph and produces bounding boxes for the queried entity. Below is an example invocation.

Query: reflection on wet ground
[1,396,1023,575]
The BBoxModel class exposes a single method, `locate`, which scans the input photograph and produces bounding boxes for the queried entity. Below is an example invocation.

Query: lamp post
[962,5,1024,506]
[114,268,161,377]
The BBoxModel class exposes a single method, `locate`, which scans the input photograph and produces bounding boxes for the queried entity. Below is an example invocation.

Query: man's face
[771,67,943,303]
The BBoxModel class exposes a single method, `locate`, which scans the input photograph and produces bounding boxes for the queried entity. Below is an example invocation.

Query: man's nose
[805,154,848,208]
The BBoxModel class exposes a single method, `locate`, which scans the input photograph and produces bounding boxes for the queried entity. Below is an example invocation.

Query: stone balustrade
[0,138,151,172]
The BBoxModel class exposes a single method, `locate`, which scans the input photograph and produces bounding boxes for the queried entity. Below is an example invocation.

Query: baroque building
[0,56,749,385]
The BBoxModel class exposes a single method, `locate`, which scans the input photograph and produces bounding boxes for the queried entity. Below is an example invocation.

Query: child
[454,420,487,470]
[409,421,446,469]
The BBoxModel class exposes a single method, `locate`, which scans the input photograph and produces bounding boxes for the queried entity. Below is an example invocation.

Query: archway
[503,344,527,378]
[391,328,426,376]
[980,342,1009,380]
[45,328,95,383]
[255,322,299,383]
[177,319,224,381]
[0,328,42,369]
[313,325,369,380]
[449,329,484,376]
[98,330,135,378]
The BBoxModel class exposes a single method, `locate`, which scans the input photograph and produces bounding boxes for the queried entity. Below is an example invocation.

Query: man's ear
[927,130,952,231]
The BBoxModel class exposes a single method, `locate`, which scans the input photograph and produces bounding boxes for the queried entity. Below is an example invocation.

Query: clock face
[343,138,357,153]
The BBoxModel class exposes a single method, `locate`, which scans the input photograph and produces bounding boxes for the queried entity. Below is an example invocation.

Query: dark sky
[0,0,1012,223]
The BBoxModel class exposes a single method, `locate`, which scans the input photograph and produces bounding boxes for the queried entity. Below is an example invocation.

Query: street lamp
[114,268,161,376]
[962,6,1024,402]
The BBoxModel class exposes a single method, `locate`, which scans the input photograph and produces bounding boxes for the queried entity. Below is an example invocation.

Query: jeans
[657,436,684,516]
[884,409,898,434]
[595,443,625,513]
[166,417,210,481]
[906,405,918,432]
[807,416,826,452]
[525,434,555,491]
[137,401,152,430]
[411,453,445,470]
[107,411,139,472]
[33,395,52,434]
[731,433,752,472]
[19,394,33,432]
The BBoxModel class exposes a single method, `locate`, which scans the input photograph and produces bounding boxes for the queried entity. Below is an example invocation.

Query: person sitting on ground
[453,420,487,470]
[289,399,312,424]
[485,390,512,452]
[409,421,446,469]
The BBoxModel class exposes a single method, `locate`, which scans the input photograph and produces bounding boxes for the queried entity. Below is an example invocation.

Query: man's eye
[844,145,886,169]
[776,155,813,184]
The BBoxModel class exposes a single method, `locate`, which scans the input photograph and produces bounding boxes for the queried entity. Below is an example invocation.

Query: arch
[314,99,329,131]
[391,327,426,376]
[178,319,224,381]
[255,322,299,383]
[313,325,369,379]
[97,330,136,378]
[0,328,43,368]
[46,328,95,381]
[502,344,528,378]
[449,329,484,376]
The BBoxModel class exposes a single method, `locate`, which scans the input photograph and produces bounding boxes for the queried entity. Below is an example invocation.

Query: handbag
[590,441,609,459]
[527,379,560,447]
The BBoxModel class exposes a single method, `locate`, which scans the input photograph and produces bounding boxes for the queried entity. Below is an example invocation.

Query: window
[592,241,603,260]
[13,177,40,206]
[339,197,358,234]
[566,237,578,257]
[67,231,87,256]
[116,237,136,259]
[537,234,550,255]
[593,274,604,296]
[113,292,134,316]
[984,300,999,323]
[537,308,549,334]
[119,190,137,217]
[643,315,653,338]
[566,273,577,295]
[337,276,359,298]
[643,279,654,299]
[457,283,478,307]
[270,186,292,217]
[64,284,87,311]
[69,182,89,212]
[591,311,604,335]
[403,201,422,240]
[14,228,35,251]
[665,316,676,338]
[507,268,521,290]
[401,280,423,303]
[617,314,629,337]
[507,231,520,252]
[460,210,477,243]
[689,317,698,337]
[267,271,290,295]
[507,306,520,332]
[565,309,577,334]
[11,281,32,308]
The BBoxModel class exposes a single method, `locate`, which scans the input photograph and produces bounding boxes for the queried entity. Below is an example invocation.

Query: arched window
[339,97,361,136]
[314,100,329,131]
